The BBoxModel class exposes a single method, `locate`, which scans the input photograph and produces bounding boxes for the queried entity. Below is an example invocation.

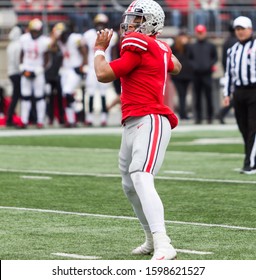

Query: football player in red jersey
[94,0,181,260]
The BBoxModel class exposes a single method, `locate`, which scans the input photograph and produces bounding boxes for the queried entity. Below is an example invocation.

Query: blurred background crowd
[0,0,255,128]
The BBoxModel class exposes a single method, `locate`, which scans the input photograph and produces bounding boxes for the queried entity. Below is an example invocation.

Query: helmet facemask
[120,13,148,36]
[60,31,70,44]
[95,22,108,32]
[30,30,42,40]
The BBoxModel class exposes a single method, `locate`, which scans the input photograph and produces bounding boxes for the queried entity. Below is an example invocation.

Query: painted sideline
[0,124,238,137]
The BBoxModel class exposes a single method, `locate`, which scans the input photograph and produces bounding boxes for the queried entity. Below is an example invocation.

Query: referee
[224,16,256,174]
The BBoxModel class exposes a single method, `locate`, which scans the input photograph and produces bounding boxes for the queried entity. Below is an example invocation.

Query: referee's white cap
[233,16,252,29]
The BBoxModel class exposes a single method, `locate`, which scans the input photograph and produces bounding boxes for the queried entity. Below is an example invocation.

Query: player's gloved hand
[22,70,36,79]
[19,63,25,73]
[34,66,44,76]
[219,76,226,87]
[74,65,88,77]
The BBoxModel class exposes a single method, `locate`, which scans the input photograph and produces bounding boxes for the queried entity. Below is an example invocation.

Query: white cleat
[151,232,177,260]
[151,243,177,260]
[132,241,154,255]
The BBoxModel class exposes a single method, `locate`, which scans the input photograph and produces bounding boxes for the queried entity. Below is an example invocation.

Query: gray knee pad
[123,183,137,199]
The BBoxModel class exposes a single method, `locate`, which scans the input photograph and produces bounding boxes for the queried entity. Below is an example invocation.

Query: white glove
[44,83,51,95]
[219,77,226,87]
[19,64,25,73]
[81,65,88,74]
[34,66,44,76]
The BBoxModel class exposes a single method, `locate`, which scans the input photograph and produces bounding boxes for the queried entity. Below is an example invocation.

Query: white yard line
[163,170,195,175]
[172,138,242,146]
[175,124,238,132]
[192,138,242,145]
[51,253,101,259]
[0,127,123,137]
[0,206,255,231]
[0,168,120,178]
[0,168,256,185]
[51,249,212,259]
[176,249,213,255]
[157,176,256,185]
[20,175,52,180]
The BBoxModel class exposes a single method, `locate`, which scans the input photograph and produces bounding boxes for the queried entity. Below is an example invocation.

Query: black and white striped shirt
[224,37,256,96]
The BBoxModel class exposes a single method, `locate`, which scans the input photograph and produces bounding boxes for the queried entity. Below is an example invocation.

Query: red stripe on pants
[145,115,160,173]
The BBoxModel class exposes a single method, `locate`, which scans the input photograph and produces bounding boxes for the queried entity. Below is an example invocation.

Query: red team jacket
[109,32,178,129]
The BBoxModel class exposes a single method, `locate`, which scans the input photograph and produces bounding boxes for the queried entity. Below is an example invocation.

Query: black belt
[236,83,256,89]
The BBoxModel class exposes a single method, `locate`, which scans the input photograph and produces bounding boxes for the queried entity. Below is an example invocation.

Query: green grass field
[0,124,255,260]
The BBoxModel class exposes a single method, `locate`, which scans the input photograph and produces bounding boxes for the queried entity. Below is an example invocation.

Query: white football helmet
[28,18,43,31]
[28,18,43,39]
[94,13,109,24]
[52,22,66,38]
[121,0,165,36]
[93,13,109,31]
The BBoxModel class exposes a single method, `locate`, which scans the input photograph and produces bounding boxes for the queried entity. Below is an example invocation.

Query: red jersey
[109,32,178,129]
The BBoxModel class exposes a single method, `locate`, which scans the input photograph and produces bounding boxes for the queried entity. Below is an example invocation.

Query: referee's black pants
[233,88,256,169]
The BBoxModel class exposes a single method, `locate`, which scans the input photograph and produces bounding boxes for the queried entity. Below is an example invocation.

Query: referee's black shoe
[240,166,256,175]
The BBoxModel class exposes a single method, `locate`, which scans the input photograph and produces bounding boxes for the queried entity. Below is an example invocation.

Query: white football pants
[119,114,172,233]
[20,73,46,125]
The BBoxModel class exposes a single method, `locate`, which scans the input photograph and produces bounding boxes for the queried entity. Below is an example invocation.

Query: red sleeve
[168,57,174,72]
[109,51,141,78]
[166,46,174,72]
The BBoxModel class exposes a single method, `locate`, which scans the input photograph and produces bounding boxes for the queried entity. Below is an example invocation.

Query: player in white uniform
[83,13,118,126]
[52,22,87,127]
[19,18,51,128]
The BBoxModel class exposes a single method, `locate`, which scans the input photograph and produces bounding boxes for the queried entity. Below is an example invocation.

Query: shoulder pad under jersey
[70,33,82,47]
[121,32,148,55]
